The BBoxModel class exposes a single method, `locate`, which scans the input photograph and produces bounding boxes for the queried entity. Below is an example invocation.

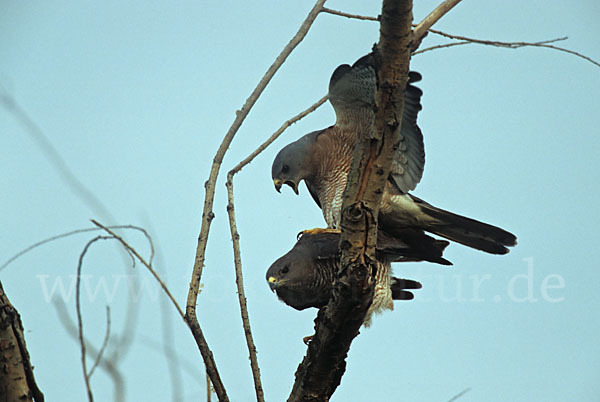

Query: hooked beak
[273,179,299,195]
[267,276,278,291]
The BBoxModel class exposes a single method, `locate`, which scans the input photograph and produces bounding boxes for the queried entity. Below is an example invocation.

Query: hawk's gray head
[271,130,322,194]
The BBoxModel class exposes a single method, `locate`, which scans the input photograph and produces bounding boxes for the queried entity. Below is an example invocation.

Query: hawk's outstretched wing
[329,54,425,193]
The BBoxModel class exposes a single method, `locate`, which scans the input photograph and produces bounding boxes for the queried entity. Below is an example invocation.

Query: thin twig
[0,92,113,221]
[447,387,472,402]
[206,372,212,402]
[412,0,463,47]
[88,306,111,378]
[76,236,111,402]
[224,96,327,401]
[529,43,600,67]
[319,5,600,68]
[413,41,471,55]
[91,221,184,321]
[185,1,327,400]
[90,220,229,401]
[1,91,147,363]
[321,7,378,21]
[427,29,568,46]
[413,35,600,67]
[229,95,328,176]
[224,181,264,402]
[149,230,184,402]
[1,224,153,272]
[53,300,125,402]
[186,0,326,304]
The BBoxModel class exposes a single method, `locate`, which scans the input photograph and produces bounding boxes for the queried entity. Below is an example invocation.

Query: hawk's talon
[297,227,342,239]
[303,335,314,345]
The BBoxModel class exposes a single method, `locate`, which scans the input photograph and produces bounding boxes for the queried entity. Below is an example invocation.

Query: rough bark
[287,1,414,401]
[0,281,44,402]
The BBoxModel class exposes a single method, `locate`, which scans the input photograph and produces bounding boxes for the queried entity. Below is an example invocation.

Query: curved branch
[1,225,153,273]
[76,235,111,402]
[224,96,327,402]
[53,300,125,402]
[185,2,327,399]
[185,0,326,315]
[90,220,228,400]
[412,0,463,48]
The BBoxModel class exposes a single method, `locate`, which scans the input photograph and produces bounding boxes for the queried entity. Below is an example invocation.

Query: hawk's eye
[281,164,290,174]
[281,266,289,274]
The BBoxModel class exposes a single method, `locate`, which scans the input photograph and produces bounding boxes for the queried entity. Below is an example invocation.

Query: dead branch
[186,0,326,302]
[1,225,153,273]
[412,41,472,55]
[185,1,327,400]
[0,281,45,402]
[151,238,185,402]
[88,307,111,378]
[287,0,414,400]
[320,3,600,68]
[228,95,328,177]
[90,220,227,400]
[412,0,463,48]
[76,235,113,402]
[0,94,147,365]
[0,92,113,221]
[53,300,125,402]
[447,387,472,402]
[321,7,378,21]
[224,183,264,402]
[206,371,213,402]
[415,32,600,66]
[224,95,328,402]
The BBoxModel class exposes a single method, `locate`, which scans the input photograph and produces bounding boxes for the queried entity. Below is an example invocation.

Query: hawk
[266,230,439,326]
[272,54,517,254]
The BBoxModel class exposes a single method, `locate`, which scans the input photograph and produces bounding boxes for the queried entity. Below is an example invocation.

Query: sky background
[1,1,599,401]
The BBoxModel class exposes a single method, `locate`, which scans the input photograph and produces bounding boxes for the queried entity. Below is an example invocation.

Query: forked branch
[185,2,327,398]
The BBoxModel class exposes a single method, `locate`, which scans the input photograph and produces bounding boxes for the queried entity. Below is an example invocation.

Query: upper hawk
[272,54,516,254]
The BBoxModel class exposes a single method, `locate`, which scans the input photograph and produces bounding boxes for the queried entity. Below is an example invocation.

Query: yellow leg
[303,335,314,345]
[297,227,341,239]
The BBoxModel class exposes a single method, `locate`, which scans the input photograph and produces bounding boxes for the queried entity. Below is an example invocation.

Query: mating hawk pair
[267,54,516,324]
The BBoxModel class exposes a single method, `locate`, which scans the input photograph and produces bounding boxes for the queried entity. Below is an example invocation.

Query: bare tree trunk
[0,281,44,402]
[287,1,414,401]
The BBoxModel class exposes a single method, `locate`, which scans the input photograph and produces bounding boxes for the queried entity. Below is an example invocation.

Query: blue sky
[1,1,599,401]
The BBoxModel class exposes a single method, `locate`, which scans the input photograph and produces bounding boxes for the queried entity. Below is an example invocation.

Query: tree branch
[53,300,125,402]
[90,220,229,400]
[321,7,378,21]
[287,1,414,400]
[0,281,45,402]
[412,0,463,49]
[185,0,326,308]
[185,3,326,398]
[87,307,111,378]
[223,95,327,402]
[318,3,600,68]
[224,183,264,402]
[76,235,111,402]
